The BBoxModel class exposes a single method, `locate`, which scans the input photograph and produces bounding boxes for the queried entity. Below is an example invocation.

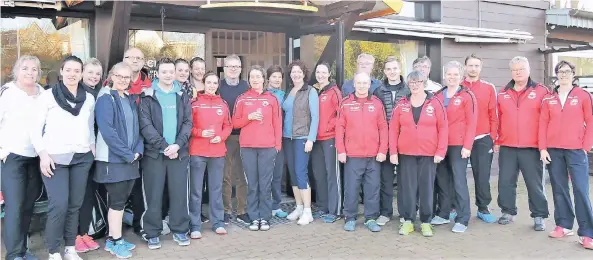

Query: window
[1,17,90,86]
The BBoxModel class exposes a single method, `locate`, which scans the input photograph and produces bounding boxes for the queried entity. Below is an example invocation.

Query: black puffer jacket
[373,76,409,122]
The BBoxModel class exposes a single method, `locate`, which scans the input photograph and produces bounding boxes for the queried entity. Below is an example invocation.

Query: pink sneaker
[75,235,90,253]
[549,226,574,238]
[0,191,4,205]
[579,236,593,250]
[81,234,100,251]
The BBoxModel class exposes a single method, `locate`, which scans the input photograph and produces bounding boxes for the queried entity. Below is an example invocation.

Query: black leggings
[105,180,135,211]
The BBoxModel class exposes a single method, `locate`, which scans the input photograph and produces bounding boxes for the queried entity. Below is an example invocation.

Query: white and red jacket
[496,78,549,148]
[435,86,478,150]
[190,93,232,157]
[462,78,498,139]
[539,85,593,151]
[335,94,388,157]
[389,92,448,158]
[232,88,282,150]
[316,84,342,141]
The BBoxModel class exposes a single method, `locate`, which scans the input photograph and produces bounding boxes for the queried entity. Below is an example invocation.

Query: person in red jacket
[390,70,448,237]
[188,72,232,238]
[336,72,388,233]
[539,60,593,249]
[232,65,282,231]
[432,61,477,233]
[462,54,498,223]
[311,62,343,224]
[495,56,549,231]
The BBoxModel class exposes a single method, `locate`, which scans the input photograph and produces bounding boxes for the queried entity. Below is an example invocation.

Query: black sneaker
[224,213,231,225]
[134,228,148,242]
[259,220,270,231]
[237,213,250,224]
[248,220,260,231]
[201,213,210,223]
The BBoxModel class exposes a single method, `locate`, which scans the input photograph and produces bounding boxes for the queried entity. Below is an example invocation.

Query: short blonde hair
[12,55,43,82]
[357,53,375,63]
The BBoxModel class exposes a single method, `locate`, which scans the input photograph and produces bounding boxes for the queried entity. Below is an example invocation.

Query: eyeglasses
[408,80,425,85]
[113,74,131,81]
[225,65,242,70]
[557,70,573,76]
[124,56,144,61]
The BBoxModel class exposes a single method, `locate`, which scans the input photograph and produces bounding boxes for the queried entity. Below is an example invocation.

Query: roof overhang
[354,18,533,43]
[547,8,593,29]
[0,0,61,9]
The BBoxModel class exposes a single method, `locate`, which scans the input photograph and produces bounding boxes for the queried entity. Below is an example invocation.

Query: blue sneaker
[272,209,288,218]
[147,237,161,250]
[106,239,136,252]
[449,211,457,221]
[364,220,382,232]
[107,240,132,259]
[477,211,497,223]
[344,220,356,231]
[323,214,340,223]
[173,233,191,246]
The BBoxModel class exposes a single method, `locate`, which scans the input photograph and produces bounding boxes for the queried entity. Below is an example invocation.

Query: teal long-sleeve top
[282,88,319,142]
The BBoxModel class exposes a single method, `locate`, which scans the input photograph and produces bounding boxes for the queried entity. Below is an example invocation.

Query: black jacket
[139,87,193,159]
[373,76,408,122]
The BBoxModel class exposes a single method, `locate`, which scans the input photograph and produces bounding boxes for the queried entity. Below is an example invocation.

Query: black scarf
[52,81,87,116]
[81,82,100,100]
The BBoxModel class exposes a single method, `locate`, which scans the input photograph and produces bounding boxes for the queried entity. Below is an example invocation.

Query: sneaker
[106,240,132,259]
[364,220,382,232]
[430,216,450,225]
[133,228,148,242]
[421,223,434,237]
[74,236,90,253]
[534,217,546,231]
[105,239,136,252]
[498,213,513,225]
[287,207,303,221]
[63,248,82,260]
[24,252,39,260]
[376,215,391,226]
[399,217,405,223]
[259,220,270,231]
[452,223,467,233]
[236,213,250,224]
[322,214,340,223]
[0,191,4,205]
[201,213,209,223]
[80,234,100,251]
[312,210,325,219]
[48,253,63,260]
[297,211,314,225]
[477,211,497,223]
[549,226,574,238]
[449,210,457,221]
[173,233,191,246]
[249,220,260,231]
[190,231,202,239]
[344,220,356,231]
[224,213,231,224]
[272,209,288,218]
[399,221,414,235]
[215,227,228,235]
[147,237,161,250]
[161,220,171,235]
[579,236,593,250]
[14,257,25,260]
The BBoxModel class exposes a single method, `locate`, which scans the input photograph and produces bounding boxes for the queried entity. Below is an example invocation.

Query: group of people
[1,47,593,260]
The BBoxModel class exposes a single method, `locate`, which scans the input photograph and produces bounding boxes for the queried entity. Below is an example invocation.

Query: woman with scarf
[30,55,96,260]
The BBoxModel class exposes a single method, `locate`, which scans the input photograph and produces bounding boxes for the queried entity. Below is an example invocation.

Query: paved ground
[11,156,593,259]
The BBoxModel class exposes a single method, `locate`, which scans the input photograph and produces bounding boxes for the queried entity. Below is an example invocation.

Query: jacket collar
[382,75,405,87]
[435,85,467,97]
[504,77,538,91]
[553,84,578,94]
[351,91,373,101]
[405,90,435,102]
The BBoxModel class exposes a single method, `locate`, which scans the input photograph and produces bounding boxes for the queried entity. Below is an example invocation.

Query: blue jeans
[283,138,310,190]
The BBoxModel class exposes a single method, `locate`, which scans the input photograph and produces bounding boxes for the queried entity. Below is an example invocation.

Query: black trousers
[435,146,471,226]
[470,136,494,213]
[1,154,41,260]
[141,154,190,239]
[78,162,97,235]
[42,152,94,254]
[497,146,549,218]
[311,138,342,216]
[379,158,396,217]
[398,155,437,223]
[343,157,380,221]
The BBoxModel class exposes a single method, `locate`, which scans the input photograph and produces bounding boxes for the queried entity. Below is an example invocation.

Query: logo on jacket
[503,94,510,99]
[453,98,462,106]
[245,101,253,106]
[216,108,223,116]
[426,105,434,116]
[570,98,579,106]
[528,91,536,99]
[368,104,375,112]
[349,105,361,112]
[321,95,327,102]
[262,101,269,107]
[548,100,557,105]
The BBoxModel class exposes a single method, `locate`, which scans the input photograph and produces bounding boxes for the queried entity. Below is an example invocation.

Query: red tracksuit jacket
[189,93,233,157]
[232,88,282,150]
[539,86,593,151]
[389,92,448,158]
[462,78,498,139]
[316,84,342,141]
[435,86,478,150]
[335,94,388,157]
[496,78,549,148]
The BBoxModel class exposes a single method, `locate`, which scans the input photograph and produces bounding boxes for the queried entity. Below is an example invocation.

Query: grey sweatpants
[189,156,225,232]
[241,147,276,222]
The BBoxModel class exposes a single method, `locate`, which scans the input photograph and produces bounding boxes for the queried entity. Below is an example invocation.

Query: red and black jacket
[539,85,593,151]
[389,92,448,157]
[435,86,478,150]
[462,78,498,139]
[232,88,282,150]
[496,78,549,148]
[315,83,342,141]
[335,94,388,157]
[189,92,233,157]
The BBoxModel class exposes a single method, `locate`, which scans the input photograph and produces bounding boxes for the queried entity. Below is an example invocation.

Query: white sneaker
[287,208,303,221]
[161,219,171,235]
[376,215,391,226]
[49,253,63,260]
[430,216,451,225]
[452,223,468,233]
[63,248,82,260]
[297,211,314,225]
